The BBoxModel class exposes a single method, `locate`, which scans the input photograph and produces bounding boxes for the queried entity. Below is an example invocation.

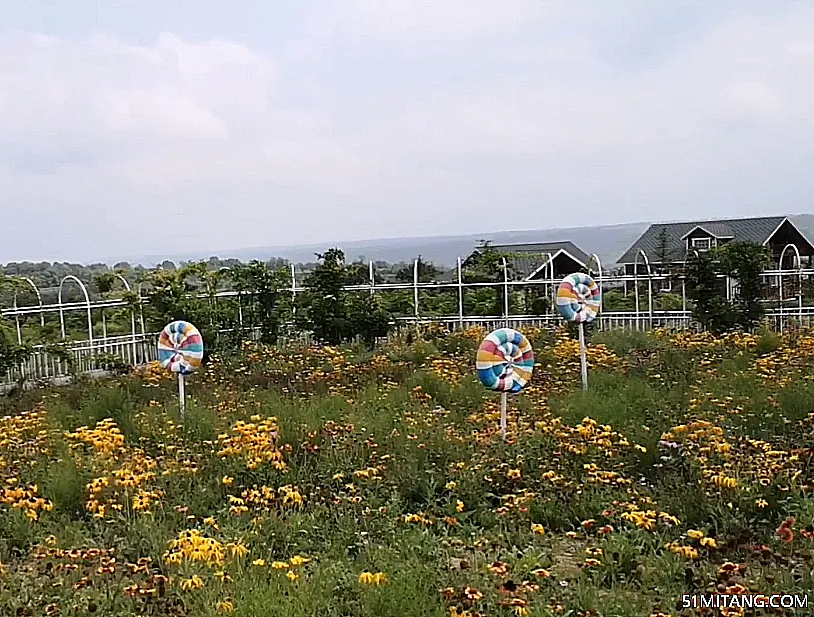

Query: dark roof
[680,223,735,240]
[616,216,787,264]
[483,241,593,278]
[489,241,591,264]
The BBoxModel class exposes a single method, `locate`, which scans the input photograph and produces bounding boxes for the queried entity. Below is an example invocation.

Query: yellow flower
[228,543,249,559]
[359,571,375,584]
[359,571,388,585]
[222,476,234,485]
[531,524,546,535]
[700,537,718,549]
[181,575,205,590]
[755,499,768,508]
[456,500,465,513]
[687,529,705,539]
[216,600,235,613]
[290,555,310,567]
[271,561,289,569]
[252,558,266,567]
[287,570,299,581]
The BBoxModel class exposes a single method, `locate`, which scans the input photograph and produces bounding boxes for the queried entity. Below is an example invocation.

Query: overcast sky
[1,0,813,263]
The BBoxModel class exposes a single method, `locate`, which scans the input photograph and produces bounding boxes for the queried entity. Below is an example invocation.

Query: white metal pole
[502,257,509,328]
[578,322,588,391]
[413,258,419,318]
[178,374,186,417]
[457,257,463,328]
[500,391,507,440]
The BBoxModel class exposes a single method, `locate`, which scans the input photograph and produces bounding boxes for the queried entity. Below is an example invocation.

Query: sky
[1,0,813,263]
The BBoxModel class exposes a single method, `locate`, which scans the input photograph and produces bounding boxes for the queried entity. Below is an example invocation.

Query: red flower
[776,516,795,544]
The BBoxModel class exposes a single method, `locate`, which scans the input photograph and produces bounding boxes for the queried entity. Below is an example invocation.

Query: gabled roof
[679,223,735,240]
[482,241,593,278]
[487,241,592,264]
[617,216,788,264]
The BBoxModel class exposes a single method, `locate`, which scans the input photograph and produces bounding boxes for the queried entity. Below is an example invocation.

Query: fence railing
[6,305,814,388]
[3,256,814,387]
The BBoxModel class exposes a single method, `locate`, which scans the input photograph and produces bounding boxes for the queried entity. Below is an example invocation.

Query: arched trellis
[98,273,136,342]
[12,276,44,344]
[109,273,140,362]
[633,249,654,330]
[587,253,603,306]
[58,275,94,350]
[135,282,147,336]
[778,243,803,331]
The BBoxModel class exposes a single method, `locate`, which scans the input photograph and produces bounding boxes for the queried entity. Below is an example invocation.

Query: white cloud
[328,0,555,42]
[1,2,814,262]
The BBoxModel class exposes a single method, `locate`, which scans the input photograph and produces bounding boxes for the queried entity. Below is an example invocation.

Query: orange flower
[776,516,795,544]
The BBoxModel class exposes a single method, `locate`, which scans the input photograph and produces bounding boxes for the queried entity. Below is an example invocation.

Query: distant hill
[122,214,814,269]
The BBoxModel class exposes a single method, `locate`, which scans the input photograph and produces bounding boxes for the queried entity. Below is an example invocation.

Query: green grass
[0,327,812,616]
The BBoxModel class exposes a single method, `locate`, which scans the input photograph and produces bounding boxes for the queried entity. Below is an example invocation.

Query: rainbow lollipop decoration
[476,327,535,439]
[158,320,204,416]
[556,273,601,391]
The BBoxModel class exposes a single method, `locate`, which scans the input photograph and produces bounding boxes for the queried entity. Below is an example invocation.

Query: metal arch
[778,243,803,331]
[135,282,147,336]
[20,277,44,327]
[100,273,134,341]
[633,249,653,330]
[587,253,603,312]
[12,276,44,344]
[111,273,138,361]
[58,275,94,348]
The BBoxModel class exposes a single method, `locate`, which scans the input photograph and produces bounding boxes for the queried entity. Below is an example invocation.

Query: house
[467,241,595,280]
[617,216,814,277]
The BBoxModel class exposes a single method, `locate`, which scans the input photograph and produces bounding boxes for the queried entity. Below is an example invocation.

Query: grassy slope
[0,325,812,616]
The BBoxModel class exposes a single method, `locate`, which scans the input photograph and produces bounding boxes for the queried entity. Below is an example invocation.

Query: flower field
[1,325,813,616]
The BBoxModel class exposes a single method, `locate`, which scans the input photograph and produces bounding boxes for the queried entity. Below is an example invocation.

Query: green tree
[229,261,289,343]
[346,293,392,348]
[0,275,30,380]
[462,242,511,316]
[395,256,441,283]
[654,227,673,266]
[684,242,770,333]
[717,241,772,332]
[684,250,733,333]
[296,249,351,345]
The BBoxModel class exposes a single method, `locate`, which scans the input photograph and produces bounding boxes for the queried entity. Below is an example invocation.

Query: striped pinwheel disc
[157,320,204,376]
[476,328,534,393]
[556,272,601,323]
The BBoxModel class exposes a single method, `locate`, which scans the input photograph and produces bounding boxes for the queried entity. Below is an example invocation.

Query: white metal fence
[2,253,814,387]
